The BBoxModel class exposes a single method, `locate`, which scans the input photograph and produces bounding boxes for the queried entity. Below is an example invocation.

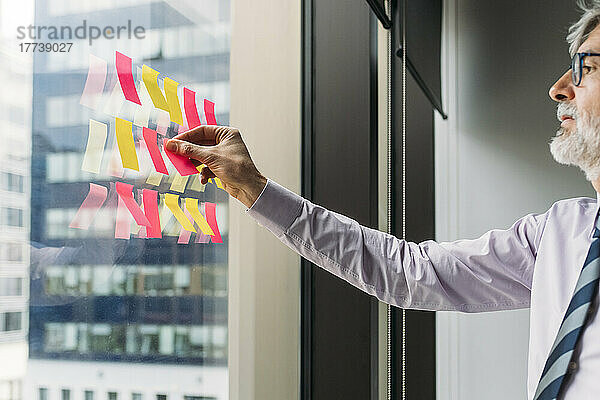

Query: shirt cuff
[245,179,304,237]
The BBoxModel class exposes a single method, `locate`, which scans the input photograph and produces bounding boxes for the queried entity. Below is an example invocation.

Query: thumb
[165,139,215,164]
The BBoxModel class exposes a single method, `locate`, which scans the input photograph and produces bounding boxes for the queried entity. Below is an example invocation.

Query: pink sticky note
[136,189,148,238]
[115,182,151,226]
[115,195,132,239]
[80,54,107,109]
[178,122,189,134]
[204,202,223,243]
[143,189,162,238]
[116,51,142,105]
[69,183,108,229]
[163,138,199,176]
[178,228,192,244]
[142,127,169,174]
[184,88,201,129]
[204,99,217,125]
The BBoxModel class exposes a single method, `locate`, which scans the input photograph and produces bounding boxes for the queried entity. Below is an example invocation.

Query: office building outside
[22,1,231,399]
[0,19,33,400]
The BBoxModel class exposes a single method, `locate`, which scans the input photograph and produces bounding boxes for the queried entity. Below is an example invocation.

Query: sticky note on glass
[81,119,107,174]
[165,193,196,232]
[146,172,163,186]
[142,127,168,174]
[115,117,139,171]
[205,202,223,243]
[115,182,151,227]
[142,65,169,112]
[106,139,124,178]
[164,77,183,125]
[189,175,206,192]
[80,54,107,110]
[115,195,132,239]
[212,177,225,190]
[143,189,161,238]
[204,99,217,125]
[170,174,189,193]
[183,88,201,129]
[163,138,199,176]
[116,51,141,105]
[177,207,194,244]
[69,183,108,230]
[103,81,125,118]
[186,198,214,236]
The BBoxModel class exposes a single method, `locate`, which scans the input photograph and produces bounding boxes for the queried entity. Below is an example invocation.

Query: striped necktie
[533,212,600,400]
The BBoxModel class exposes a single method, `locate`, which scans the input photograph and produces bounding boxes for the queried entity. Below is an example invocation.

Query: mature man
[165,1,600,398]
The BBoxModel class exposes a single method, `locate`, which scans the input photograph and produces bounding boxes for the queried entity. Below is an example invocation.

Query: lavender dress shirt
[245,179,600,400]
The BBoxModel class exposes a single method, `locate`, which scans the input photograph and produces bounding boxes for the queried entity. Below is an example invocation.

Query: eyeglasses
[571,52,600,86]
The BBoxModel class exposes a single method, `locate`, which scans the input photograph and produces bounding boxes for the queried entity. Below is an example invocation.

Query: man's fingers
[171,125,215,145]
[200,166,216,184]
[165,139,214,164]
[171,125,221,146]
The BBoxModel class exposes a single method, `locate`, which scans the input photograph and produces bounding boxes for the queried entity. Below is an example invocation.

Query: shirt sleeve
[246,179,549,312]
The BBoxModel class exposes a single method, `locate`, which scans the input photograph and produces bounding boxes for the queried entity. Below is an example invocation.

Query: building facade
[25,1,230,399]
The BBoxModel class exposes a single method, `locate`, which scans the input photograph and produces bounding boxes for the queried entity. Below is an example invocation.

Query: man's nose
[549,70,575,102]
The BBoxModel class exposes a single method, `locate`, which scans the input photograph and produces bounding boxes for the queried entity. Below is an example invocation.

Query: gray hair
[568,0,600,56]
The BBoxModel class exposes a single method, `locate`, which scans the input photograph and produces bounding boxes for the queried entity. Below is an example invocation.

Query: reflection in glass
[0,0,230,399]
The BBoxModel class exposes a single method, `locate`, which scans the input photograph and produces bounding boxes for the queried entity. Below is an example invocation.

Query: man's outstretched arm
[166,126,548,312]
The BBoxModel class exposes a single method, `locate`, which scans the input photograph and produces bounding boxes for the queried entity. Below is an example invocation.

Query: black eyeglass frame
[571,52,600,86]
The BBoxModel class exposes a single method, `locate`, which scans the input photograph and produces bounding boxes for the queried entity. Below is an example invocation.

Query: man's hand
[165,126,267,208]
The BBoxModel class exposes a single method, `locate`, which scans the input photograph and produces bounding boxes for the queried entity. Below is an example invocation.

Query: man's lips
[560,115,575,128]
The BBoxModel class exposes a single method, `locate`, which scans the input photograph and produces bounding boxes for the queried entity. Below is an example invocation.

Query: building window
[61,389,70,400]
[0,380,22,400]
[0,278,23,296]
[84,390,94,400]
[38,388,48,400]
[183,397,217,400]
[131,394,142,400]
[1,312,22,332]
[107,392,118,400]
[155,396,167,400]
[4,243,23,262]
[0,172,24,193]
[0,208,23,227]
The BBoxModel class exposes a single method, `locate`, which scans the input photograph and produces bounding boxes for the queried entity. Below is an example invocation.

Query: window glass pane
[38,387,48,400]
[1,0,230,399]
[0,278,23,296]
[2,312,23,332]
[0,172,25,193]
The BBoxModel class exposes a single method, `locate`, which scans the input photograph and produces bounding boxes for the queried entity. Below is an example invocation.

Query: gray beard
[549,104,600,182]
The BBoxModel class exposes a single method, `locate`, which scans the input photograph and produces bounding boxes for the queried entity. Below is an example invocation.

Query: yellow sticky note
[213,177,225,189]
[189,175,206,192]
[81,119,107,174]
[185,198,214,235]
[164,193,195,232]
[158,195,175,235]
[170,174,189,193]
[115,117,139,171]
[142,65,169,112]
[163,77,183,125]
[146,171,163,186]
